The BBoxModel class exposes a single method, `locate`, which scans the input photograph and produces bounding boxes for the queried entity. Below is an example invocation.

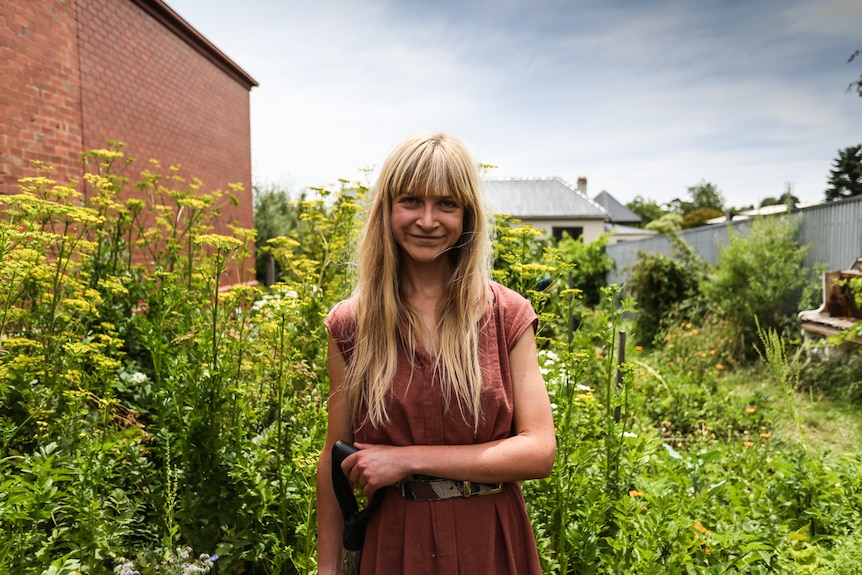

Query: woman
[316,133,556,574]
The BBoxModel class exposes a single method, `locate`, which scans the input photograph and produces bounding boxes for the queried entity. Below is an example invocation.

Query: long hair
[346,133,493,430]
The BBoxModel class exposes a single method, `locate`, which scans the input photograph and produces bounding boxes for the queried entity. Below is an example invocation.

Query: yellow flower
[745,407,757,414]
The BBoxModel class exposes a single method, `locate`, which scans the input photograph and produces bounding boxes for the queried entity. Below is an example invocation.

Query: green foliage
[2,152,862,574]
[626,237,704,347]
[825,144,862,201]
[554,234,615,308]
[687,180,725,213]
[252,184,301,284]
[701,216,809,355]
[848,49,862,98]
[796,351,862,406]
[644,212,683,234]
[0,150,327,574]
[820,526,862,574]
[682,207,723,229]
[625,195,665,226]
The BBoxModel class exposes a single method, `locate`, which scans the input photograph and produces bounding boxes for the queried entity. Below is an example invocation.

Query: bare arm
[316,335,354,575]
[343,327,556,496]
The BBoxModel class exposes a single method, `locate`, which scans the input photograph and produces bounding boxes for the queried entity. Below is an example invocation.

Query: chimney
[577,177,587,196]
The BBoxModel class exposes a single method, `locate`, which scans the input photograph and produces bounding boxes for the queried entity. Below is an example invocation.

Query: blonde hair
[346,133,492,430]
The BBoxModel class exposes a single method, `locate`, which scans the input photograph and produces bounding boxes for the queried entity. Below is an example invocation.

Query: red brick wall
[1,0,256,283]
[0,0,84,190]
[78,0,253,227]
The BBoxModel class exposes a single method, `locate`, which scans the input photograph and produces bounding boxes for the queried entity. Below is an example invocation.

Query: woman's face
[390,193,464,266]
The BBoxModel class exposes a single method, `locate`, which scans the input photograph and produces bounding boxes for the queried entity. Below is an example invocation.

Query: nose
[416,204,436,229]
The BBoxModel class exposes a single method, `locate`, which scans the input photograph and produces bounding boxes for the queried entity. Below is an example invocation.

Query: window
[552,226,583,241]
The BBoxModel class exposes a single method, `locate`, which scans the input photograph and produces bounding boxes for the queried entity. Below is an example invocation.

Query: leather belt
[397,475,503,501]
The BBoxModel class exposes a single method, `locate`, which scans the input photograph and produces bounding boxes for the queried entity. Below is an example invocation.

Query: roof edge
[130,0,259,90]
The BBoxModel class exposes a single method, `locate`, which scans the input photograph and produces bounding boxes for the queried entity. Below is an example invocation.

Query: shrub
[252,184,301,284]
[626,236,703,348]
[701,216,809,356]
[556,233,615,308]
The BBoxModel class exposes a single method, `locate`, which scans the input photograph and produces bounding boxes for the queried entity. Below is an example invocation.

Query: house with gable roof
[593,190,657,243]
[484,177,608,243]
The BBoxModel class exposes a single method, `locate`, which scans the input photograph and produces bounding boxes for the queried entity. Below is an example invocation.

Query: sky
[165,0,862,209]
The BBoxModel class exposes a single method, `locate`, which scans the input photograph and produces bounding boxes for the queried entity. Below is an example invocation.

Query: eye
[398,195,420,205]
[439,198,460,209]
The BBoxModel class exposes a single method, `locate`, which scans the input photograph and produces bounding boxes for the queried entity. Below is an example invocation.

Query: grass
[726,361,862,456]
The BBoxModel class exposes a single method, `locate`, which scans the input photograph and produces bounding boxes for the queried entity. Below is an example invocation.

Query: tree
[849,49,861,97]
[824,144,862,201]
[687,180,725,212]
[665,197,693,215]
[644,212,683,234]
[625,195,664,225]
[760,190,799,209]
[682,207,723,229]
[253,184,301,283]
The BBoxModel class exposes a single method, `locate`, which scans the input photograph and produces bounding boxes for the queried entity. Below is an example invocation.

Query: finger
[340,455,357,478]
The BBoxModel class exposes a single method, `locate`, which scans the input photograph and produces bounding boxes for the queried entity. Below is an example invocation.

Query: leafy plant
[701,216,809,355]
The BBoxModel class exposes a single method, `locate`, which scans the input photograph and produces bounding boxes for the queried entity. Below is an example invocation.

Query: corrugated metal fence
[606,196,862,286]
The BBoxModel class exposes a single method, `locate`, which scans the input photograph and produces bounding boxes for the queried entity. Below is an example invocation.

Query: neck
[399,258,452,303]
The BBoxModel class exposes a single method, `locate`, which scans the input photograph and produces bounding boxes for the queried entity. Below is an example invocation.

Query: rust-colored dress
[325,281,543,575]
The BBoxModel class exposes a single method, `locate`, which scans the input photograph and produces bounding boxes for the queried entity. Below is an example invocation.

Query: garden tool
[331,440,384,575]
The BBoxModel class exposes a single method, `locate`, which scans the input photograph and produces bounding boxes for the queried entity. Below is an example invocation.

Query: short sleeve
[324,298,357,359]
[491,282,538,351]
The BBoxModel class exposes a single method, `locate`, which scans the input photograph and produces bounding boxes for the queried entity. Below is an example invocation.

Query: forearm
[406,433,555,484]
[316,452,345,575]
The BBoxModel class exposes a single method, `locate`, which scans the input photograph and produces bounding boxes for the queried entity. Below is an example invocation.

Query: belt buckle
[462,480,472,498]
[462,481,503,498]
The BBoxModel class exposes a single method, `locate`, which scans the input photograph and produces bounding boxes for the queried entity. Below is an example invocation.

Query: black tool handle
[331,440,364,549]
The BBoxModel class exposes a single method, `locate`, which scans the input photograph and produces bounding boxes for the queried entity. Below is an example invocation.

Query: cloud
[169,0,862,207]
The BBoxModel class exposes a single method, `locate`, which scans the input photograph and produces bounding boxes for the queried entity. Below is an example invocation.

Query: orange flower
[635,345,643,351]
[716,364,724,370]
[638,371,646,376]
[745,407,757,414]
[759,433,771,439]
[710,349,716,355]
[596,353,604,360]
[743,441,754,447]
[699,352,707,358]
[693,522,710,534]
[668,361,674,366]
[629,490,643,497]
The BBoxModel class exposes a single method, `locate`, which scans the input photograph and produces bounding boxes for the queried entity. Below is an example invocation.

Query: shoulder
[489,281,538,348]
[490,281,535,314]
[324,297,357,340]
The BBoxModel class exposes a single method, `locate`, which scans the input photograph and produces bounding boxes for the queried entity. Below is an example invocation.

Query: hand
[340,443,409,499]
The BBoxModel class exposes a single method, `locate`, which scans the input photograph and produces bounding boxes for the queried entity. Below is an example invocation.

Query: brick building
[1,0,258,280]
